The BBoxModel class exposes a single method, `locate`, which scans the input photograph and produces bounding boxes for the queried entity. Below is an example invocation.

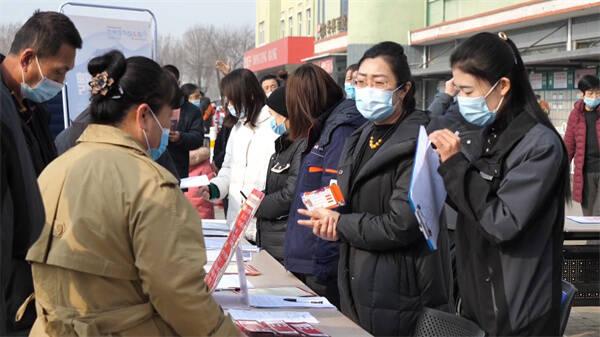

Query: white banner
[64,15,153,122]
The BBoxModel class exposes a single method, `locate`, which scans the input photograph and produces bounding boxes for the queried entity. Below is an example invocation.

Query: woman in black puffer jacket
[255,86,305,262]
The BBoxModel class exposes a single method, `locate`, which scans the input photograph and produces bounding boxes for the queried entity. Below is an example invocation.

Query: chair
[413,308,485,337]
[560,280,577,336]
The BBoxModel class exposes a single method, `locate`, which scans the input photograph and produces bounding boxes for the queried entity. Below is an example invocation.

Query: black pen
[283,298,323,304]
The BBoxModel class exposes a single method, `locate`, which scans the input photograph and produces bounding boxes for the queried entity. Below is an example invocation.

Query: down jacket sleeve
[336,158,422,251]
[437,132,564,245]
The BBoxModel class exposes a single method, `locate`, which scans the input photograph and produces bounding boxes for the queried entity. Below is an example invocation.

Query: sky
[0,0,256,36]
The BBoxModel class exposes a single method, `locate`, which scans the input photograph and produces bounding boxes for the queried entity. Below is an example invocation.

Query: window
[297,12,303,36]
[289,16,294,36]
[306,8,312,36]
[280,19,286,38]
[341,0,348,17]
[258,21,265,45]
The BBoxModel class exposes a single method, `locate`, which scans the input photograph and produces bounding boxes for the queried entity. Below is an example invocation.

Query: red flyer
[204,189,264,291]
[289,323,329,337]
[265,321,303,336]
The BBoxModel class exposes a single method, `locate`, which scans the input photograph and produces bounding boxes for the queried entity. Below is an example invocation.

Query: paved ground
[567,306,600,337]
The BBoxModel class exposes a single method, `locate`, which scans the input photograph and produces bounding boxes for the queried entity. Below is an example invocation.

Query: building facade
[410,0,600,127]
[247,0,600,127]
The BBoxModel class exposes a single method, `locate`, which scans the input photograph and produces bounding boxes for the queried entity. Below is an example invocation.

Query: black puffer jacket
[335,110,452,336]
[255,134,304,262]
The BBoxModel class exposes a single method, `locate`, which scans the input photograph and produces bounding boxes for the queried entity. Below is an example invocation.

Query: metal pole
[567,18,573,52]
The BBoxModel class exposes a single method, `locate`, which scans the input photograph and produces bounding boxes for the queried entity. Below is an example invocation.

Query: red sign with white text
[244,37,315,72]
[204,189,264,292]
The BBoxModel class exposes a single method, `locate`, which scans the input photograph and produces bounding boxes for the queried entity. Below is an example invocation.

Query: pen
[283,298,323,304]
[240,191,248,201]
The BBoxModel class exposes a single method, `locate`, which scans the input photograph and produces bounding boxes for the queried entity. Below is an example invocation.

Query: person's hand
[216,60,231,75]
[445,78,459,97]
[197,185,211,200]
[429,129,461,163]
[169,131,181,143]
[298,208,340,241]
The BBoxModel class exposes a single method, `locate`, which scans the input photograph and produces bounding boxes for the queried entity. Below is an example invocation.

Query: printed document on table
[227,309,319,324]
[215,274,254,290]
[408,126,447,251]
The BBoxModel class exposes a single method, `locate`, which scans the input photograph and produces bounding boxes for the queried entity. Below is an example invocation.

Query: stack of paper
[248,295,335,309]
[215,274,255,290]
[180,175,210,189]
[227,310,319,324]
[567,216,600,224]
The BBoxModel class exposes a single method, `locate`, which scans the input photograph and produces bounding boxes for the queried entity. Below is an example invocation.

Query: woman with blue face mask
[565,75,600,215]
[26,50,240,336]
[429,32,571,336]
[198,69,278,242]
[254,86,305,262]
[343,63,358,100]
[297,42,451,336]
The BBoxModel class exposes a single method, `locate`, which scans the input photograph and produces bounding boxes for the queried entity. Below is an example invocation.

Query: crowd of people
[1,10,599,337]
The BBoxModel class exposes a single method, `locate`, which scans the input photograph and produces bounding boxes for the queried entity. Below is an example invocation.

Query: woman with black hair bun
[26,50,240,336]
[298,42,451,336]
[429,32,570,336]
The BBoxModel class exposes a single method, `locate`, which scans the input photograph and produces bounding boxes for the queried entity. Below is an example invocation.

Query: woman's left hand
[429,129,461,162]
[298,208,340,241]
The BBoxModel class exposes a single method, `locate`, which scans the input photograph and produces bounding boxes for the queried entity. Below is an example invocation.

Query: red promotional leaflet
[236,320,275,337]
[288,323,329,337]
[265,321,303,336]
[204,189,264,292]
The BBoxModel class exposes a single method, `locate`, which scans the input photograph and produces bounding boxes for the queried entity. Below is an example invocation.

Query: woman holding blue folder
[429,32,570,336]
[298,42,451,337]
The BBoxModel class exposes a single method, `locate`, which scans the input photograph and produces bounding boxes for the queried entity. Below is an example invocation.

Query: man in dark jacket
[285,99,366,306]
[0,11,81,334]
[168,92,205,178]
[255,87,305,262]
[54,108,180,180]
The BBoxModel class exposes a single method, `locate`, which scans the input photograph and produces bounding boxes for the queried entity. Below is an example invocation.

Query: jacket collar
[78,124,149,157]
[318,99,366,147]
[574,98,600,114]
[343,110,429,190]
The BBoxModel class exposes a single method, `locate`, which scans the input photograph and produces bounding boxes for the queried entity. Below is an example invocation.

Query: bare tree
[0,23,21,55]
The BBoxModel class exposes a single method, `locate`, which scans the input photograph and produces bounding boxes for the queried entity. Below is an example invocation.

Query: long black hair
[358,41,417,114]
[451,32,570,202]
[220,68,266,128]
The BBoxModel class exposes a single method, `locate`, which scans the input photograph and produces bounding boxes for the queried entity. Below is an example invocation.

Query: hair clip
[89,71,115,96]
[497,32,518,65]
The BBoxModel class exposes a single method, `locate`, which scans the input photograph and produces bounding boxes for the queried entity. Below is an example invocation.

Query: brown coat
[26,124,239,337]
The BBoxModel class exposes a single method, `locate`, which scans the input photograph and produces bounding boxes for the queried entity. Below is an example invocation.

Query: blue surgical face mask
[190,99,201,108]
[270,117,287,136]
[355,85,403,122]
[20,56,64,103]
[344,83,356,100]
[228,104,245,118]
[142,107,170,161]
[584,97,600,110]
[456,80,504,127]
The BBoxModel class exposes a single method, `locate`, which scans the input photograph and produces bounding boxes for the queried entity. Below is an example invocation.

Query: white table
[213,250,372,337]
